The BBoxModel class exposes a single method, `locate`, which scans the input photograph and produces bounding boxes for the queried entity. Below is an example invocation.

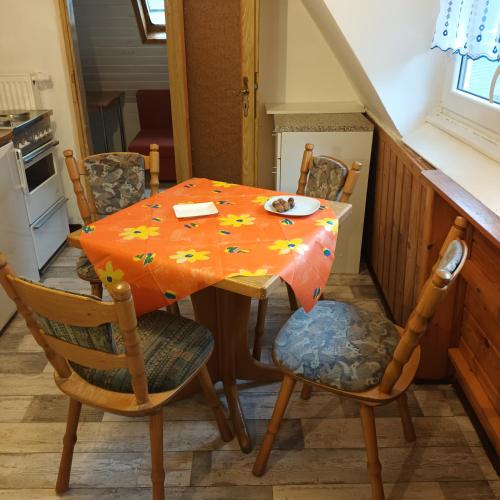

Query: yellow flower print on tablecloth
[252,195,269,205]
[228,268,268,278]
[169,249,210,264]
[97,262,124,290]
[269,238,309,255]
[212,181,234,188]
[315,217,339,234]
[120,225,160,240]
[218,214,255,228]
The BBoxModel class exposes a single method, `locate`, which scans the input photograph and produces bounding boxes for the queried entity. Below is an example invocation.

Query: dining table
[67,178,352,452]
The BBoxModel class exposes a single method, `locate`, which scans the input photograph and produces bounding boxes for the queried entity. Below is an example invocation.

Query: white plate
[264,195,320,217]
[173,202,218,218]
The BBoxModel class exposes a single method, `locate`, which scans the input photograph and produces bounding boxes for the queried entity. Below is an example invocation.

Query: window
[457,57,500,105]
[132,0,166,44]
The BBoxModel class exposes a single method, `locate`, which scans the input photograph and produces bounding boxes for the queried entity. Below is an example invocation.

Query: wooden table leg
[191,287,282,452]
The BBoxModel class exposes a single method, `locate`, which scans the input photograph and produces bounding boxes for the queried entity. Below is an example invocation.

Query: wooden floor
[0,246,498,499]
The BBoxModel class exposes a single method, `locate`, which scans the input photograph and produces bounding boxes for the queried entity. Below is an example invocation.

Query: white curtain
[432,0,500,61]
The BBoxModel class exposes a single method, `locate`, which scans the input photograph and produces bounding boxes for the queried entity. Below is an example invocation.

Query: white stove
[0,108,68,283]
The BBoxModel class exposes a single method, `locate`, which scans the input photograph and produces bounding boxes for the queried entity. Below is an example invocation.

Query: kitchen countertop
[273,113,374,133]
[0,130,13,148]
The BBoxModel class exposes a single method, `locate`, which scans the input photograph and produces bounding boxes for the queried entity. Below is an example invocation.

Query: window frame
[131,0,166,44]
[441,54,499,136]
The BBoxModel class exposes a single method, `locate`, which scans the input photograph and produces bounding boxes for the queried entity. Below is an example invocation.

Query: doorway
[59,0,175,181]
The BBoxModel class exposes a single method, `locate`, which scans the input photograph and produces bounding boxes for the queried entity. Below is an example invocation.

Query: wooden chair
[252,143,362,360]
[252,216,468,500]
[0,253,233,500]
[64,146,160,299]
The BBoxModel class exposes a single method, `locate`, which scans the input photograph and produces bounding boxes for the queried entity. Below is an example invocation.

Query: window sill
[403,122,500,217]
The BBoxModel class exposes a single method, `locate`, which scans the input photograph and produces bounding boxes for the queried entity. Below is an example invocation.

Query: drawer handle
[32,198,67,229]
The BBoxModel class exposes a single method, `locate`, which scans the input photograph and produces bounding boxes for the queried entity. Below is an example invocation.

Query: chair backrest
[0,253,150,406]
[136,89,173,131]
[379,216,468,394]
[296,143,362,203]
[64,146,160,223]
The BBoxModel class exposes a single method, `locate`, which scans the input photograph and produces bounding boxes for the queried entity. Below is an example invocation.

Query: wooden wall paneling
[377,137,390,285]
[381,145,397,302]
[393,164,412,324]
[387,152,403,310]
[401,172,421,322]
[166,0,192,181]
[369,130,383,277]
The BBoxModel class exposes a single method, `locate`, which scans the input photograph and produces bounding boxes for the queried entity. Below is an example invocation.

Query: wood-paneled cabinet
[365,124,500,456]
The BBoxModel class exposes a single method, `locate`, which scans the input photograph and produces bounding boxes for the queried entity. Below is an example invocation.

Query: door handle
[241,76,250,117]
[14,149,28,194]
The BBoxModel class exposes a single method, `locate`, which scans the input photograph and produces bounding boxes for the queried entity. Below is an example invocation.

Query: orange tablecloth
[80,178,338,315]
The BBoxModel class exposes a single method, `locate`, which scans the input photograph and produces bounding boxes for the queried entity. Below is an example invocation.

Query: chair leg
[166,302,181,316]
[300,383,313,400]
[253,375,296,476]
[252,298,268,360]
[397,393,416,442]
[198,365,234,442]
[90,281,103,298]
[55,398,82,494]
[286,283,299,311]
[360,404,385,500]
[149,410,166,500]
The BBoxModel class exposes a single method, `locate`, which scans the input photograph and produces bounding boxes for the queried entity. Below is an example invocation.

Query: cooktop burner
[0,109,31,126]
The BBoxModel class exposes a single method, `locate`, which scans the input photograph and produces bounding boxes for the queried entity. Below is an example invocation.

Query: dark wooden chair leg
[55,398,82,494]
[149,409,165,500]
[198,365,233,442]
[300,383,313,400]
[252,298,268,360]
[90,281,103,298]
[286,283,299,311]
[397,393,416,442]
[166,302,181,316]
[253,375,296,476]
[360,404,385,500]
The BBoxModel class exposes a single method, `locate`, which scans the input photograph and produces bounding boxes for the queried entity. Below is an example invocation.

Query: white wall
[0,0,84,224]
[258,0,360,188]
[73,0,169,149]
[305,0,444,136]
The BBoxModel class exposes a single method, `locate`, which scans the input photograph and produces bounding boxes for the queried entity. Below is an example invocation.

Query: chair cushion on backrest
[273,301,400,392]
[84,153,145,216]
[305,156,349,201]
[71,310,213,393]
[17,278,116,354]
[136,89,173,130]
[437,240,463,274]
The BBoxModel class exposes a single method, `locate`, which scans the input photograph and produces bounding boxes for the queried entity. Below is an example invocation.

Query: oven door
[16,140,63,224]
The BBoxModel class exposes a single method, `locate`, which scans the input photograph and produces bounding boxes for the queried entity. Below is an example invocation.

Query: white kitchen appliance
[0,141,40,330]
[0,109,69,271]
[270,111,374,274]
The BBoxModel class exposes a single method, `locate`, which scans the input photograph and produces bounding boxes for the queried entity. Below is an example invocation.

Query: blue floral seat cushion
[70,310,213,394]
[273,301,400,392]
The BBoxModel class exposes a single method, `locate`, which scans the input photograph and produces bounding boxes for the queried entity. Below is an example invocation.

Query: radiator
[0,74,41,110]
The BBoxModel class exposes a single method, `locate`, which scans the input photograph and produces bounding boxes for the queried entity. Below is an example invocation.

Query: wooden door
[179,0,258,185]
[57,0,92,157]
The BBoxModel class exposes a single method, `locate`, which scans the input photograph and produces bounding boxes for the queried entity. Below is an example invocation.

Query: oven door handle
[23,139,59,168]
[32,197,68,229]
[14,149,29,194]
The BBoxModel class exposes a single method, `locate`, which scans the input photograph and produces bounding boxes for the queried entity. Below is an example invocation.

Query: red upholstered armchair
[128,89,176,181]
